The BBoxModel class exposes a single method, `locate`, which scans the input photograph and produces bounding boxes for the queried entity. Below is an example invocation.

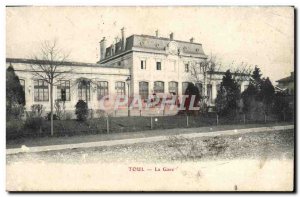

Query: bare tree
[190,54,221,93]
[188,53,253,114]
[30,40,72,136]
[230,61,252,83]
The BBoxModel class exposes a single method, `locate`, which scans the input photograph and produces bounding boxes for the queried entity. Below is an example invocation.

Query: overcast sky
[6,6,294,83]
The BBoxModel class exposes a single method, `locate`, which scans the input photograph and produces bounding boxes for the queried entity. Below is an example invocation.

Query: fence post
[243,113,246,124]
[186,114,189,127]
[150,116,153,130]
[140,110,142,117]
[216,114,219,125]
[114,110,117,117]
[283,111,286,121]
[106,116,110,134]
[264,113,267,123]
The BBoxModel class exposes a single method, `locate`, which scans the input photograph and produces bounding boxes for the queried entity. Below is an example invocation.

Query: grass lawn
[8,113,290,139]
[6,122,293,149]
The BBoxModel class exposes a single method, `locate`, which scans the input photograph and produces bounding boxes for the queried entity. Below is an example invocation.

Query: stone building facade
[6,29,249,115]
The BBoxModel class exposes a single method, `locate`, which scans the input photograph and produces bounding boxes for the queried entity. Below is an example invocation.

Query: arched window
[139,81,149,99]
[115,81,125,95]
[97,81,109,100]
[34,79,49,101]
[168,81,178,95]
[154,81,164,93]
[78,81,90,101]
[182,82,190,95]
[57,80,71,101]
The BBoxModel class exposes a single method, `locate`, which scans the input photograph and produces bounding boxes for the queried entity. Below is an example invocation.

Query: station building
[6,28,249,115]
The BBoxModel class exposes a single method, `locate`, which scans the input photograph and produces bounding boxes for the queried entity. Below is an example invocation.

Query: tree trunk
[50,82,54,136]
[85,84,88,108]
[203,72,207,99]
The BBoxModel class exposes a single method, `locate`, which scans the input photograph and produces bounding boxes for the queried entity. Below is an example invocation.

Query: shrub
[6,119,24,138]
[65,112,73,120]
[7,104,25,120]
[30,104,44,118]
[75,100,88,121]
[96,109,106,118]
[46,112,58,121]
[272,92,293,120]
[24,116,44,133]
[89,109,94,119]
[54,100,65,120]
[6,65,25,120]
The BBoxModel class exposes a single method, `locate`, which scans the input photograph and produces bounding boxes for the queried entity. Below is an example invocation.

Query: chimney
[99,37,106,61]
[114,36,119,43]
[155,30,159,37]
[170,32,174,40]
[190,37,194,43]
[121,27,126,50]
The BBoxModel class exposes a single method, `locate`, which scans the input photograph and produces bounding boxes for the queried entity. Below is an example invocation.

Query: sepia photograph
[5,6,295,191]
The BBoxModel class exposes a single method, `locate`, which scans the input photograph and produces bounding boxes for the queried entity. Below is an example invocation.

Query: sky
[6,6,294,83]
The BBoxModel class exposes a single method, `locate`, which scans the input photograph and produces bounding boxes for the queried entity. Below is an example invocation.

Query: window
[185,64,189,72]
[34,79,49,101]
[19,79,25,91]
[169,81,178,95]
[182,82,189,95]
[57,80,70,101]
[97,81,109,100]
[207,84,212,99]
[154,81,164,93]
[139,81,149,99]
[156,62,161,70]
[78,81,91,101]
[195,83,202,96]
[141,60,146,70]
[115,81,125,95]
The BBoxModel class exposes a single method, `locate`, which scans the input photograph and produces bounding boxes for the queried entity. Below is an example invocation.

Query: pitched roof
[6,58,100,67]
[276,76,294,83]
[207,70,250,77]
[102,34,207,62]
[6,58,127,69]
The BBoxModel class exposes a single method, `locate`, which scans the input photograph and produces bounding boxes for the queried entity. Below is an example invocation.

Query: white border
[1,0,298,196]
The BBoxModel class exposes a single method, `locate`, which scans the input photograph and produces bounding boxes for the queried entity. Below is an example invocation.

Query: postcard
[6,6,295,191]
